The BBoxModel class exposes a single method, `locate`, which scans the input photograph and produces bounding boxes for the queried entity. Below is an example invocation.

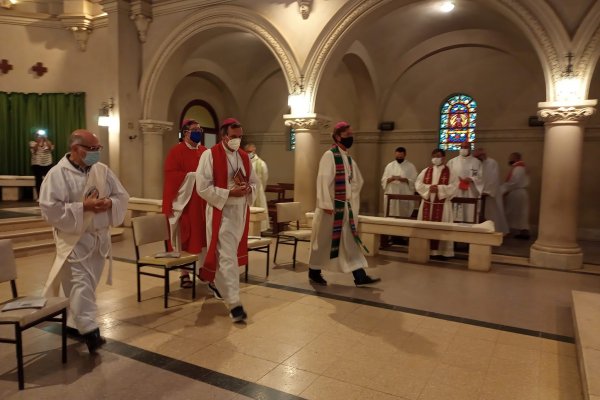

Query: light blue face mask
[83,151,100,166]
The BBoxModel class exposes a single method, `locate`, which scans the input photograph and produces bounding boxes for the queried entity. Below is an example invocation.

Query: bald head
[69,129,102,167]
[70,129,98,147]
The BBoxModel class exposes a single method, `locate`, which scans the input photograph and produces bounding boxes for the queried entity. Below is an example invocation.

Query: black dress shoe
[230,305,248,323]
[354,276,381,287]
[309,271,328,286]
[84,328,106,354]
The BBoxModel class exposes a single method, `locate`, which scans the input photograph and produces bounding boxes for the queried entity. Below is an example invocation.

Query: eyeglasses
[78,144,103,151]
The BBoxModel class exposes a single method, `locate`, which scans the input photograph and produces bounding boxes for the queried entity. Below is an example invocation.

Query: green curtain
[0,92,86,175]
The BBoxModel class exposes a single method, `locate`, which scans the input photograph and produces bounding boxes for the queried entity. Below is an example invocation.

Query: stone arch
[140,5,301,120]
[304,0,569,108]
[573,1,600,98]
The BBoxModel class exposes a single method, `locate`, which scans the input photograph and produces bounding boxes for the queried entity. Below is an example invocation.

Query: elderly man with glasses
[39,129,129,354]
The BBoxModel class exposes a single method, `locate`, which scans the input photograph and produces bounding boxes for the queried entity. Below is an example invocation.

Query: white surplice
[415,164,458,257]
[39,155,129,334]
[380,159,418,217]
[480,157,509,234]
[309,147,367,273]
[250,153,269,231]
[501,164,530,231]
[196,143,258,307]
[446,155,483,223]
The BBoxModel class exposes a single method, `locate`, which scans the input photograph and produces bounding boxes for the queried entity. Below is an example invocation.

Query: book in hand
[2,296,47,312]
[154,251,181,258]
[233,168,248,186]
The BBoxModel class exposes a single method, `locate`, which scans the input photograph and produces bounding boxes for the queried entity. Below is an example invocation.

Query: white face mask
[227,137,241,151]
[459,148,470,157]
[431,157,443,166]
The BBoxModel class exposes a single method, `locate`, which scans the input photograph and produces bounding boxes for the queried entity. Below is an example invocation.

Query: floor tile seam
[40,324,307,400]
[259,282,576,344]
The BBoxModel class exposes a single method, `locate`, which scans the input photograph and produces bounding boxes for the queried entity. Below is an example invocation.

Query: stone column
[530,100,596,269]
[139,120,173,199]
[284,114,331,215]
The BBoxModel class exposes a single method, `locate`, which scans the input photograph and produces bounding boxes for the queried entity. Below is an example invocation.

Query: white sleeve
[247,158,259,205]
[381,163,392,190]
[106,169,130,227]
[39,168,86,234]
[415,168,430,199]
[437,169,459,200]
[196,151,229,210]
[407,162,418,193]
[316,152,334,210]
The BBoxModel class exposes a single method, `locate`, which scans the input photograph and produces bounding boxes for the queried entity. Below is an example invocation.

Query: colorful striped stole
[329,145,368,259]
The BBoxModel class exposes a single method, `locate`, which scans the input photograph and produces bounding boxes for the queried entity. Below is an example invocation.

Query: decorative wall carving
[538,105,596,122]
[298,0,312,19]
[139,119,173,135]
[60,16,93,51]
[130,0,152,43]
[284,115,331,130]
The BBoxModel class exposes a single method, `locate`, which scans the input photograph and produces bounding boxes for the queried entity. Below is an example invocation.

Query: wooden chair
[274,202,311,269]
[245,237,272,282]
[131,214,198,308]
[0,239,68,390]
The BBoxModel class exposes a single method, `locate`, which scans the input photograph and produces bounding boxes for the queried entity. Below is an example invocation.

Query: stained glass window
[439,94,477,150]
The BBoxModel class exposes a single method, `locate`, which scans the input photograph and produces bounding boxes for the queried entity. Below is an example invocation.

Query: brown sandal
[179,275,193,288]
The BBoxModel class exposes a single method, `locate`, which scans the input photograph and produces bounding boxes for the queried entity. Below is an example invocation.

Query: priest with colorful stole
[40,129,129,353]
[162,119,208,289]
[446,141,483,223]
[195,118,258,323]
[415,148,459,259]
[308,121,381,287]
[501,152,530,239]
[244,143,269,232]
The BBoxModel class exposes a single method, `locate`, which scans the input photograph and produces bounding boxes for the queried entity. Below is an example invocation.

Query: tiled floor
[0,224,596,399]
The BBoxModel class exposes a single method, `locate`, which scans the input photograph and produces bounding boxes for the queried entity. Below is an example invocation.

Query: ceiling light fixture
[440,1,455,13]
[1,0,17,9]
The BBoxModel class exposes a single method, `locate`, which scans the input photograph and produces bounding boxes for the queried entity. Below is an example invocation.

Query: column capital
[139,119,173,135]
[283,113,331,130]
[537,99,597,123]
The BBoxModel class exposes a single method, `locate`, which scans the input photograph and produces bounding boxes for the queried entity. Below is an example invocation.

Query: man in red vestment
[196,118,258,322]
[162,119,207,288]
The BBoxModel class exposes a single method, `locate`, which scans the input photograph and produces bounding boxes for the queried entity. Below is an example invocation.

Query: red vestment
[199,144,250,282]
[162,142,207,253]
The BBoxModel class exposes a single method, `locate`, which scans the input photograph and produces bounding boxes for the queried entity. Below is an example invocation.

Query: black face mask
[396,158,404,164]
[509,160,515,166]
[339,136,354,149]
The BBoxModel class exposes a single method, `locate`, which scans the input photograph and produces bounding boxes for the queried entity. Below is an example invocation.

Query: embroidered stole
[422,165,450,251]
[329,145,367,259]
[199,144,250,282]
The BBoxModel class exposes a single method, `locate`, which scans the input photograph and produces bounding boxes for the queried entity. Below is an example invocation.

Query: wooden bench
[0,176,36,201]
[358,216,502,271]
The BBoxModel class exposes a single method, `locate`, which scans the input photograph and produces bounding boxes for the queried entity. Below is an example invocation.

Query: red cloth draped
[422,165,450,252]
[162,142,207,253]
[199,144,250,282]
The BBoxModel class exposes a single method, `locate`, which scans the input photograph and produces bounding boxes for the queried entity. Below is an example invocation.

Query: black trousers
[32,164,52,196]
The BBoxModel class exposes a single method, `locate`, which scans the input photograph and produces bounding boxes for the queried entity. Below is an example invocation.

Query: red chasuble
[199,144,250,282]
[162,142,207,253]
[422,165,450,251]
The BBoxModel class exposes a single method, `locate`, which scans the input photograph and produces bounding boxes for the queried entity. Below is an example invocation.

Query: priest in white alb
[381,146,418,218]
[308,121,381,287]
[473,148,509,234]
[244,143,269,232]
[415,148,459,258]
[39,129,129,353]
[446,141,483,223]
[501,152,530,239]
[196,118,258,323]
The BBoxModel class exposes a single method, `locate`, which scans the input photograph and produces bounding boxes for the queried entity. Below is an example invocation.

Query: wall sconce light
[98,98,114,127]
[0,0,18,9]
[556,52,581,102]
